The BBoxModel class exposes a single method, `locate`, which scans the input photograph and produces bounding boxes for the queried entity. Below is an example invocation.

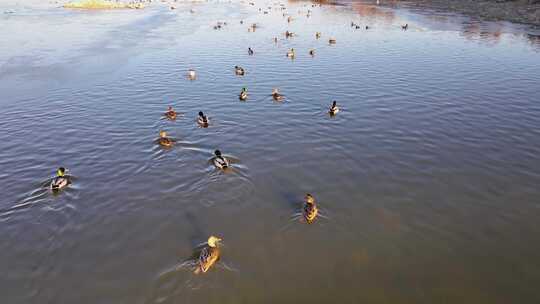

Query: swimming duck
[248,47,254,55]
[51,167,69,191]
[213,150,230,169]
[402,23,408,30]
[164,106,177,120]
[198,111,209,127]
[159,130,173,147]
[235,65,245,76]
[239,87,248,100]
[302,193,318,224]
[285,30,294,38]
[329,100,339,115]
[286,48,295,58]
[272,88,284,101]
[309,49,315,56]
[365,25,369,30]
[196,236,222,274]
[187,68,196,80]
[315,32,321,39]
[329,38,336,44]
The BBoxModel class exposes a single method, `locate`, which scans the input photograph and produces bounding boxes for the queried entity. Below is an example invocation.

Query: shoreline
[397,0,540,26]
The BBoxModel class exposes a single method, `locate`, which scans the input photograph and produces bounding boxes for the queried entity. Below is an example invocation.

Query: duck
[315,32,321,39]
[235,65,245,76]
[365,25,369,30]
[309,49,315,56]
[159,130,173,147]
[402,23,408,30]
[329,100,339,115]
[164,106,177,120]
[187,68,196,80]
[51,167,69,191]
[302,193,319,224]
[239,87,248,101]
[286,48,295,58]
[213,150,230,169]
[248,47,254,55]
[329,38,336,44]
[287,16,292,23]
[273,37,278,43]
[196,236,222,274]
[285,30,294,38]
[198,111,209,127]
[272,88,284,101]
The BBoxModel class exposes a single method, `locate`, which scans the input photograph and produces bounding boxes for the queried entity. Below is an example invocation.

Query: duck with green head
[51,167,69,191]
[239,87,248,101]
[212,150,230,170]
[329,100,339,115]
[198,111,209,127]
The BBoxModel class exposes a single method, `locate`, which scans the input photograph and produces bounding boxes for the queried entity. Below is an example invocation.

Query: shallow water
[1,0,540,303]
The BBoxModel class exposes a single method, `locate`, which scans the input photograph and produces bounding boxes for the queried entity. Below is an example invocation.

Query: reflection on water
[1,0,540,303]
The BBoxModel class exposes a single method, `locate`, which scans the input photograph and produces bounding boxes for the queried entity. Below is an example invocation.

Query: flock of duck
[47,0,408,274]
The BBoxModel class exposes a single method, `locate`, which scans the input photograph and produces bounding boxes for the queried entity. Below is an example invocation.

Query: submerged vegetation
[63,0,144,9]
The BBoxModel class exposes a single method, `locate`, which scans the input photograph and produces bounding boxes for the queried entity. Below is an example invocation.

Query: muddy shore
[397,0,540,26]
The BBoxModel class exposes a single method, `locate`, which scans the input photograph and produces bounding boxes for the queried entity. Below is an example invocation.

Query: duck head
[57,167,66,177]
[207,236,222,248]
[304,193,315,204]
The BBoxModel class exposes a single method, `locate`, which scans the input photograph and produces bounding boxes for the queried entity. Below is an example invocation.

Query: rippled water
[1,0,540,303]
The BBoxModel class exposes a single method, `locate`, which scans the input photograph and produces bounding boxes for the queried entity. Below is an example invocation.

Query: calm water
[1,0,540,303]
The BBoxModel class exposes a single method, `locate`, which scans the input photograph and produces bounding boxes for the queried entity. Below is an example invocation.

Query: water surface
[1,1,540,303]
